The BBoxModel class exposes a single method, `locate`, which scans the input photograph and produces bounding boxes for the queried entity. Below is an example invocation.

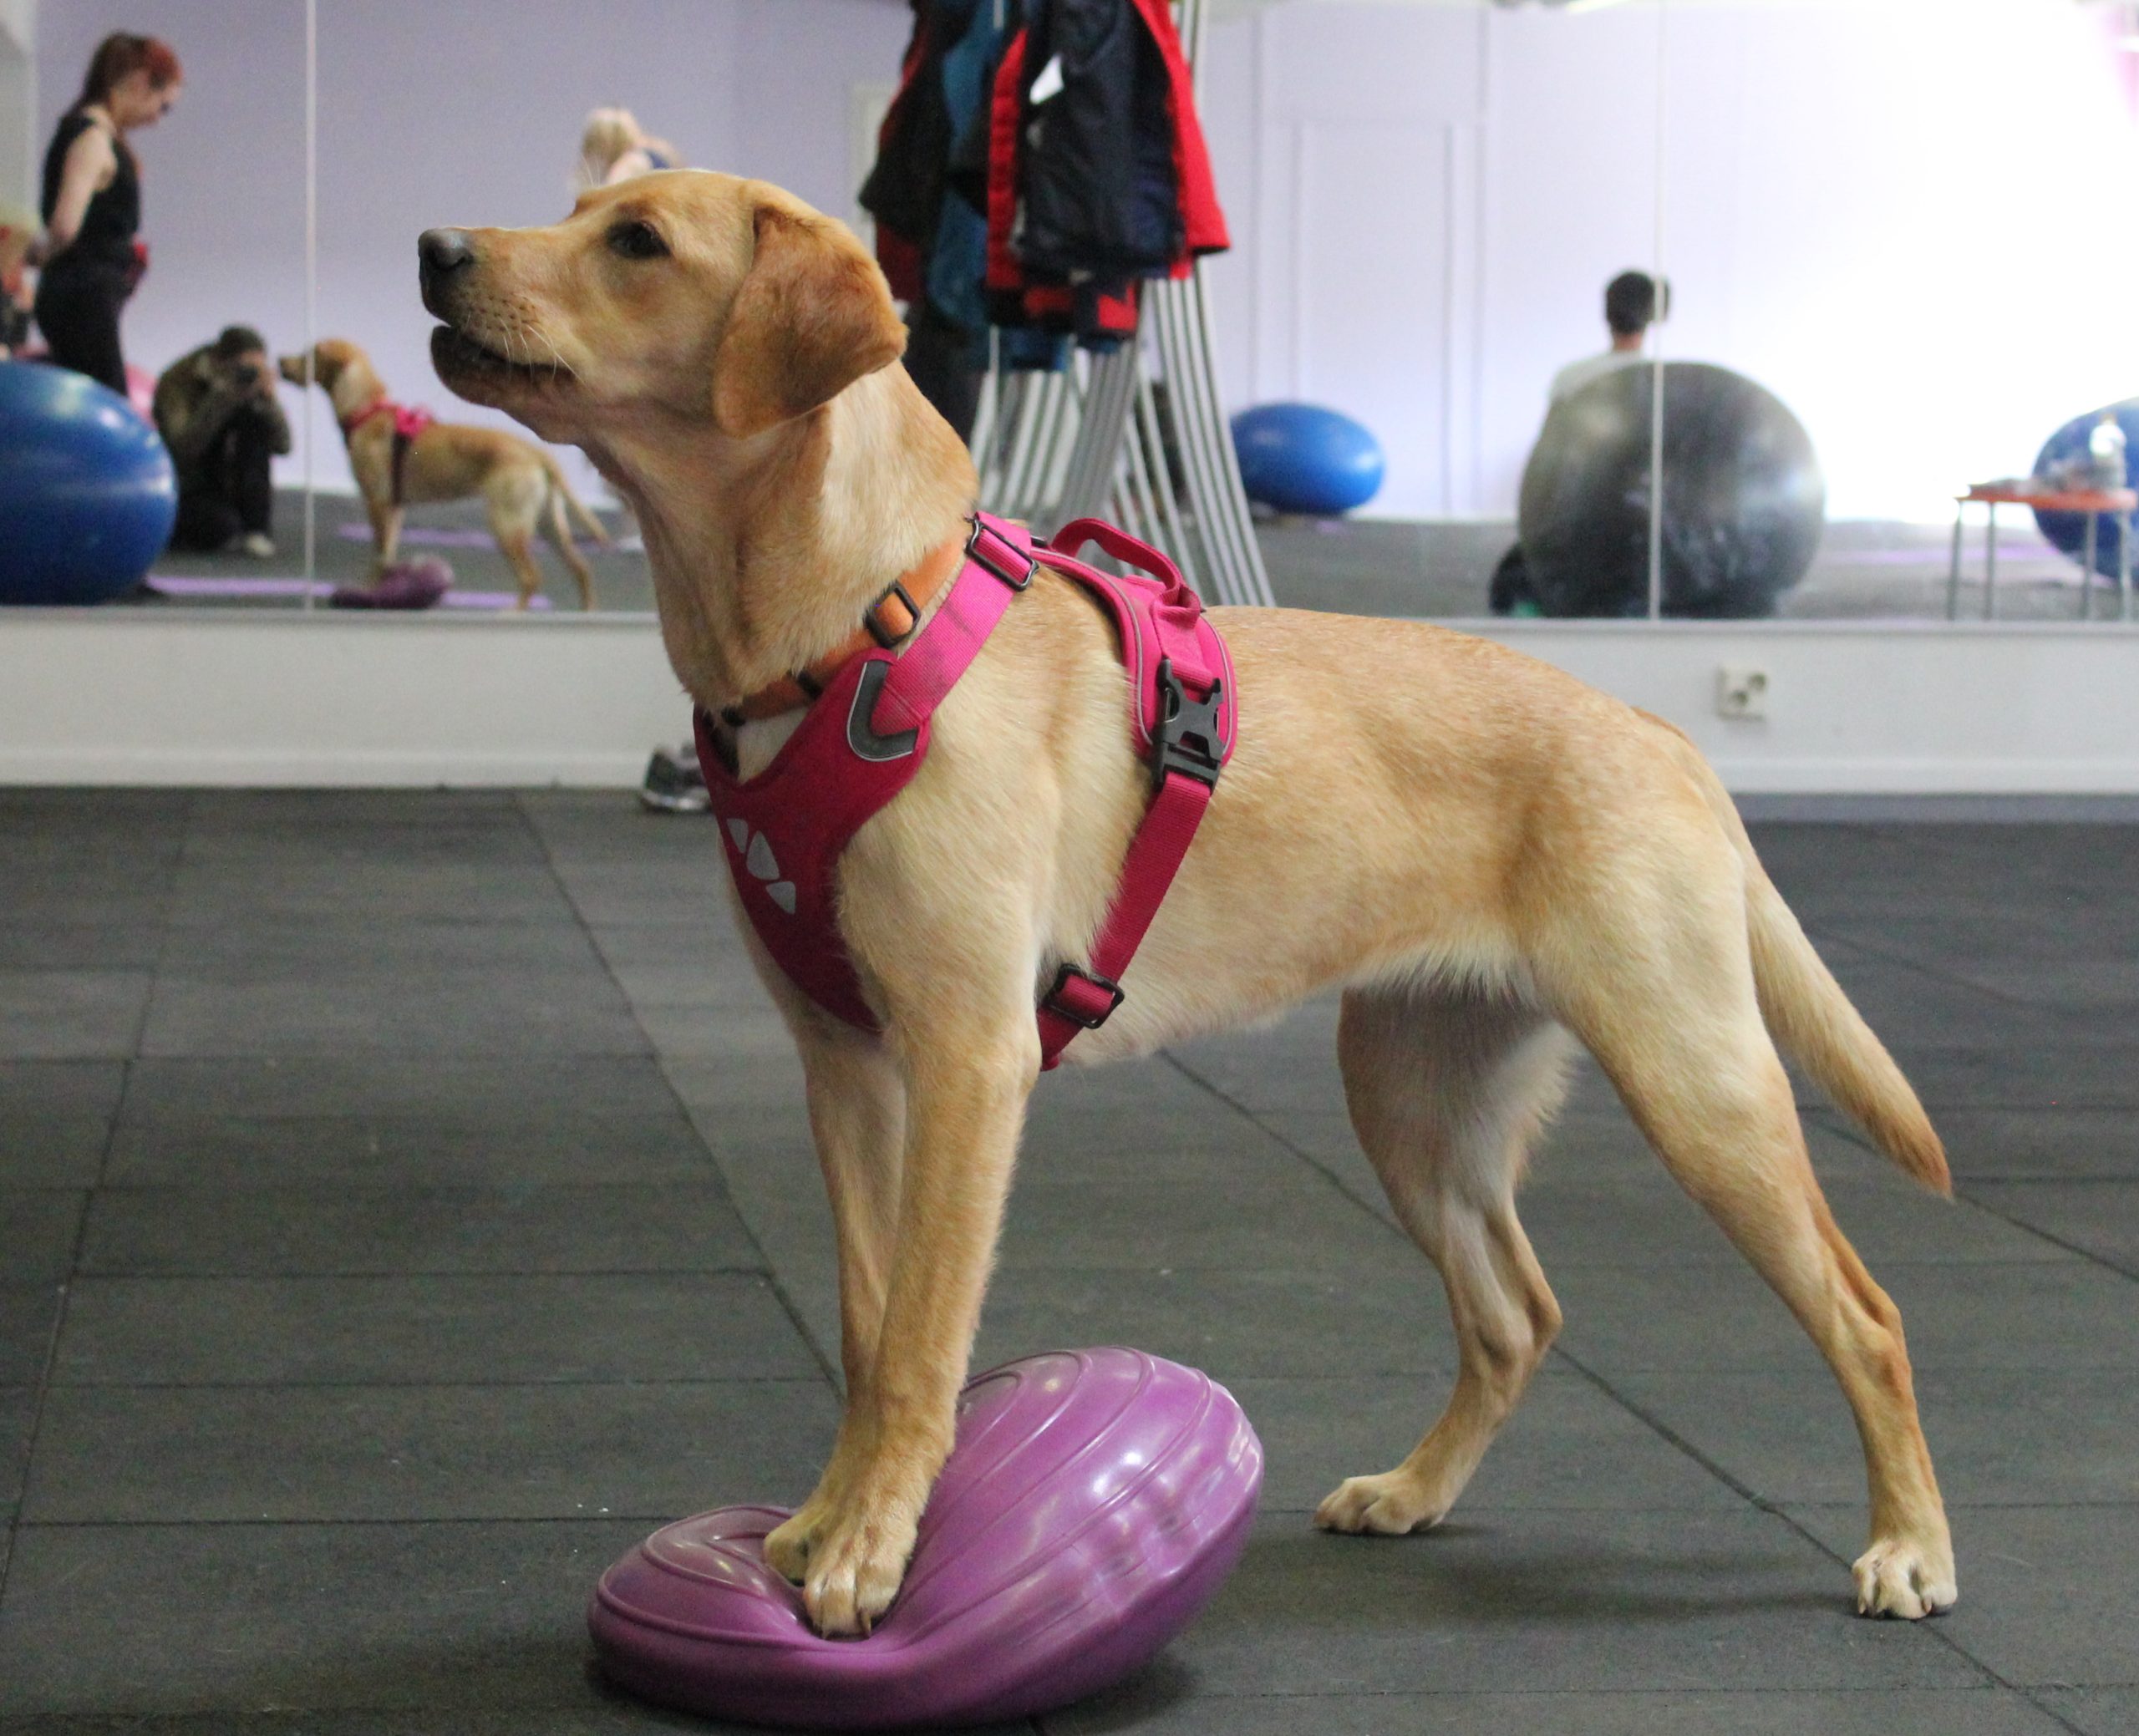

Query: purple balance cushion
[589,1348,1263,1729]
[329,556,451,611]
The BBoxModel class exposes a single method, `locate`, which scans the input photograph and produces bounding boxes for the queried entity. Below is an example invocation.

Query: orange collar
[719,529,971,728]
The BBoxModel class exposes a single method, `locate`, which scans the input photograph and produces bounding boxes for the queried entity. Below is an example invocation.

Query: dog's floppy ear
[712,201,907,439]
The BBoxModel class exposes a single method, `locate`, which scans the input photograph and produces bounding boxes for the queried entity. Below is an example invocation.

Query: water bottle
[2089,413,2126,490]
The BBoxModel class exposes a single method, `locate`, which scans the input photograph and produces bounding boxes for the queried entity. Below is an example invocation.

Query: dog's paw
[802,1504,919,1637]
[1852,1537,1958,1619]
[764,1505,826,1585]
[1313,1471,1447,1537]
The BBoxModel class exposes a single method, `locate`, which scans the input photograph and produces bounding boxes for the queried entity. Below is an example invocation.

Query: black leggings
[170,410,278,551]
[33,264,129,396]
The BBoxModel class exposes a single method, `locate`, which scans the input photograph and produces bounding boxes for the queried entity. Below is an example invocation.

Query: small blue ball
[0,360,177,606]
[1231,402,1385,516]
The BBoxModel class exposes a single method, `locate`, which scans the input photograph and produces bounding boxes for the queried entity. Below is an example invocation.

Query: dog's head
[419,170,907,444]
[277,338,366,393]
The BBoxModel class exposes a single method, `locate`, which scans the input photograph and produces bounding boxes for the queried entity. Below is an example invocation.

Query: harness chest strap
[341,398,435,507]
[692,510,1234,1069]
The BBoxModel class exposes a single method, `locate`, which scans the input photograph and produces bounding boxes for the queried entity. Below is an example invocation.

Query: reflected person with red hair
[32,32,183,393]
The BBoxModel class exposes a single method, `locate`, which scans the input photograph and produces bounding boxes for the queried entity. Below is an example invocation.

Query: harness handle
[1047,518,1192,604]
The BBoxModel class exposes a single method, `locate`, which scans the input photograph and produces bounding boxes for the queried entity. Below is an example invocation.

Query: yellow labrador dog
[419,170,1957,1637]
[279,337,607,608]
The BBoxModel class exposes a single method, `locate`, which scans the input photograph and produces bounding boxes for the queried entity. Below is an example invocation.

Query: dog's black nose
[418,227,474,285]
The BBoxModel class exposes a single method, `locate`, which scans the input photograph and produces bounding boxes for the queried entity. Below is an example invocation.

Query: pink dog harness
[341,398,435,505]
[693,512,1236,1069]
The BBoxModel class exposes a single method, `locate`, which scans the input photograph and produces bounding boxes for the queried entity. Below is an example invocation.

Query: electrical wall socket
[1716,664,1770,720]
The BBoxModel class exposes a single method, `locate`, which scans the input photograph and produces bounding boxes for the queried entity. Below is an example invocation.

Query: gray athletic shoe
[639,745,710,814]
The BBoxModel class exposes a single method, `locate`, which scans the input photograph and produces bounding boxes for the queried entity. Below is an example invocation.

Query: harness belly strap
[690,510,1235,1068]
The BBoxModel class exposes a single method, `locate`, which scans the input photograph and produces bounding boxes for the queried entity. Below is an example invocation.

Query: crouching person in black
[154,325,289,556]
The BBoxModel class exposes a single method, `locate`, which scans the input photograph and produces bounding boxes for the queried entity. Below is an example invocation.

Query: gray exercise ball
[1517,362,1825,618]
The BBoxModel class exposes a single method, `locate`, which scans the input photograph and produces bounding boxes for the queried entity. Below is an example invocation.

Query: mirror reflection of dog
[421,170,1959,1640]
[279,336,607,609]
[155,325,288,557]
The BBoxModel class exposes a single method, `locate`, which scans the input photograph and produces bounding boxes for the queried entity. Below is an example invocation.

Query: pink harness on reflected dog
[692,512,1237,1069]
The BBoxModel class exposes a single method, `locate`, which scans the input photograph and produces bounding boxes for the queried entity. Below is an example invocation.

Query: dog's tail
[1643,712,1950,1195]
[541,453,611,547]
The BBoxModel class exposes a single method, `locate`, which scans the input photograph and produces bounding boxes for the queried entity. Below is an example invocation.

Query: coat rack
[970,0,1275,608]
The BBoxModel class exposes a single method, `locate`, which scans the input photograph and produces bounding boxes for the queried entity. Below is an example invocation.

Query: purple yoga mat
[589,1347,1263,1729]
[147,575,550,610]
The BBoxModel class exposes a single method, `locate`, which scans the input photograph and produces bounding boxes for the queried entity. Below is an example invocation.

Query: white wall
[0,0,33,206]
[1200,0,2139,522]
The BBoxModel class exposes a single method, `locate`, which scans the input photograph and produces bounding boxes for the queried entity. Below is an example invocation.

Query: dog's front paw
[802,1502,919,1637]
[1853,1536,1957,1619]
[1313,1470,1448,1536]
[764,1503,828,1585]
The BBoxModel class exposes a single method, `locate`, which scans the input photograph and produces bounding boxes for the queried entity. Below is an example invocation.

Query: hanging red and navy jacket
[985,0,1228,343]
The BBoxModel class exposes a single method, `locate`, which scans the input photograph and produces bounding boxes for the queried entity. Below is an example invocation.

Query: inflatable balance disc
[589,1347,1263,1729]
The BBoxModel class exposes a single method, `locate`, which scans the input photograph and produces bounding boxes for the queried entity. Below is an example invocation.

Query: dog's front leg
[795,1018,1037,1637]
[763,1024,905,1582]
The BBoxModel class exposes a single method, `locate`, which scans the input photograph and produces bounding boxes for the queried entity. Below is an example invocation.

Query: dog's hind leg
[1544,853,1955,1619]
[493,526,546,610]
[544,485,597,611]
[1316,983,1577,1536]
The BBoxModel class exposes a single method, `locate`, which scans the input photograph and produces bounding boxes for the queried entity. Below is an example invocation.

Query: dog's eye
[607,221,668,261]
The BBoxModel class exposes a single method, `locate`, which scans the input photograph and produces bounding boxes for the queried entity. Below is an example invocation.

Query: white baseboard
[3,608,2136,794]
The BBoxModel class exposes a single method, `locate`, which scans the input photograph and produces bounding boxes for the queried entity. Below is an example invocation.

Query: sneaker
[639,745,709,814]
[239,532,276,559]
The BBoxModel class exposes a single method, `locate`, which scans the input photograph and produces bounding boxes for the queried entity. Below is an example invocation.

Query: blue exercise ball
[1232,402,1385,516]
[2030,399,2139,581]
[0,360,176,605]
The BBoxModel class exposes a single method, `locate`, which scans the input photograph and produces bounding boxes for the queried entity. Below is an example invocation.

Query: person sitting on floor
[153,324,290,557]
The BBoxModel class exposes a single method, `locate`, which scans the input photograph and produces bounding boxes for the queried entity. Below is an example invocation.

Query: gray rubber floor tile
[1050,1686,2060,1735]
[1888,1046,2139,1111]
[997,1169,1400,1272]
[0,1288,59,1387]
[549,860,710,927]
[103,1109,718,1187]
[24,1381,836,1522]
[1790,1505,2139,1690]
[0,1518,648,1716]
[1552,1256,2136,1375]
[0,1191,84,1286]
[2037,1688,2139,1735]
[51,1273,815,1385]
[0,1386,33,1519]
[0,922,164,971]
[1229,1370,1740,1515]
[973,1263,1457,1382]
[1141,1509,1979,1695]
[185,789,525,835]
[79,1183,758,1276]
[1609,1368,2139,1508]
[0,972,150,1060]
[0,1062,124,1185]
[119,1055,683,1123]
[1964,1182,2139,1277]
[1812,940,2071,1049]
[142,926,647,1058]
[168,861,575,927]
[1936,1109,2139,1181]
[0,1713,845,1735]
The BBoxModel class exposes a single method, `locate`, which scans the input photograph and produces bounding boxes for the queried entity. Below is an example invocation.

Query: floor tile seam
[1160,1052,1409,1236]
[39,1375,828,1392]
[0,1025,144,1614]
[1947,1185,2139,1284]
[1551,1345,2059,1709]
[511,793,841,1394]
[1799,922,2119,1013]
[64,1266,775,1281]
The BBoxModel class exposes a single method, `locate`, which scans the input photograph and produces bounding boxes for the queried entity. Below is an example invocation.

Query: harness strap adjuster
[967,515,1035,591]
[1042,962,1125,1031]
[864,580,921,649]
[1151,658,1226,792]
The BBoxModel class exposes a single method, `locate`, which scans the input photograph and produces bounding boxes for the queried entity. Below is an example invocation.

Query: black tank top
[40,109,140,277]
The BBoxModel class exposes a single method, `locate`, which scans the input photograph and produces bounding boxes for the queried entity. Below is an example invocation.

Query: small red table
[1948,482,2136,622]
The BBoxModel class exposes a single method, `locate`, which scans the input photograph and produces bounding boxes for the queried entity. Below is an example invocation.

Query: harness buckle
[864,579,920,649]
[1042,962,1125,1031]
[1151,658,1226,792]
[966,516,1034,591]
